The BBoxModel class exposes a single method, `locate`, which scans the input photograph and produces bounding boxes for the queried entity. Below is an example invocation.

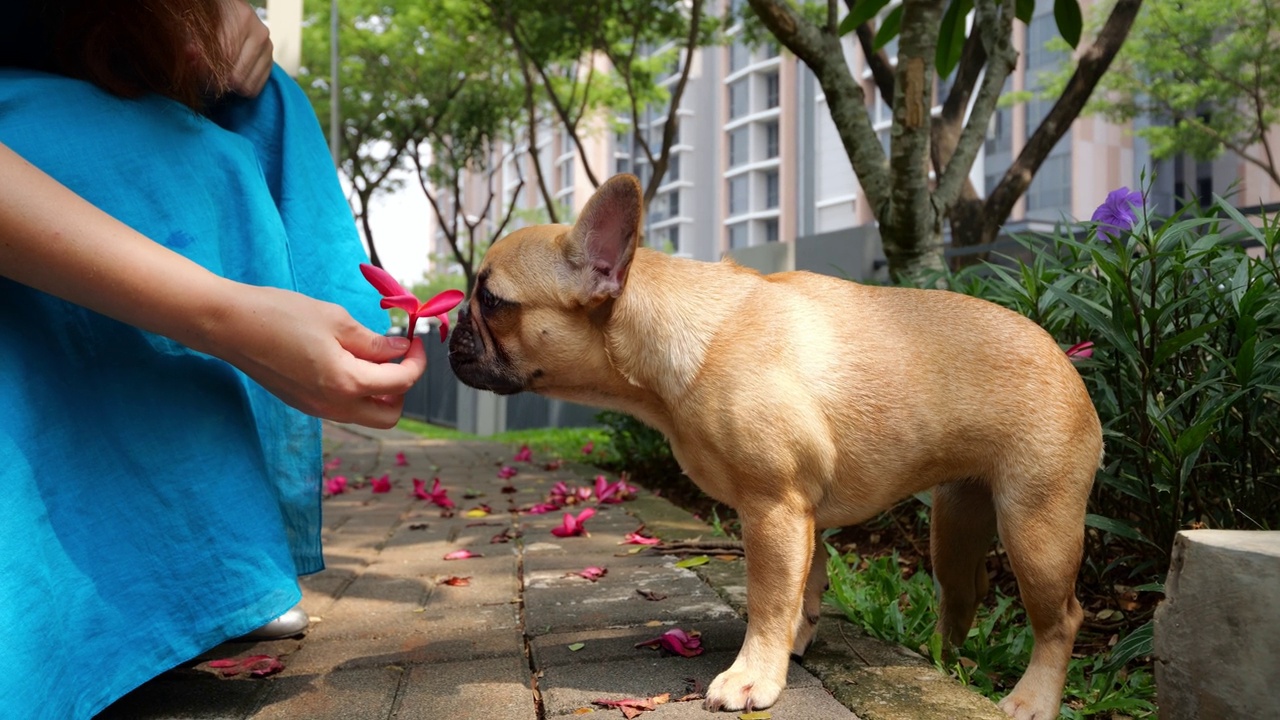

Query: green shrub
[595,410,683,481]
[825,547,1157,718]
[933,196,1280,580]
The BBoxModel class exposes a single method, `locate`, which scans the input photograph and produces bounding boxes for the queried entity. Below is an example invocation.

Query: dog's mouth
[447,318,528,396]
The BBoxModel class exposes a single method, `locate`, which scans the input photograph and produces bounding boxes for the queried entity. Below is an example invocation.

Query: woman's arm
[0,142,423,428]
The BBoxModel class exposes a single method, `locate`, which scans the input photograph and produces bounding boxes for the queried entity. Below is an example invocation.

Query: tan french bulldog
[449,174,1102,720]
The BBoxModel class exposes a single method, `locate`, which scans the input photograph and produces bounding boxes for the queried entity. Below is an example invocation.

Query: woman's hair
[18,1,237,111]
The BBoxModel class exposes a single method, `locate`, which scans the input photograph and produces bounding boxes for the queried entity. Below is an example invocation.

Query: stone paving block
[531,620,748,669]
[396,656,536,720]
[549,687,858,719]
[96,667,269,719]
[524,564,738,636]
[539,650,820,717]
[282,628,525,675]
[252,666,402,720]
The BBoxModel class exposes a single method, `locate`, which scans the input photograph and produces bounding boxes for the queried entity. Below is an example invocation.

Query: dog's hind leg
[931,480,997,648]
[705,502,813,713]
[992,477,1088,720]
[791,530,829,656]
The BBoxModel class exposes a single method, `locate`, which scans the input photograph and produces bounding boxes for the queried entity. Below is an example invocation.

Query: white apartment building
[431,0,1280,277]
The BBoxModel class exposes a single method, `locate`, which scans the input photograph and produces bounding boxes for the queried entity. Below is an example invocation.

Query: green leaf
[1054,0,1082,48]
[936,0,973,79]
[839,0,892,36]
[1153,321,1221,366]
[1132,582,1166,593]
[1085,513,1157,547]
[675,555,711,568]
[1015,0,1036,23]
[1097,620,1154,673]
[567,642,585,651]
[1174,418,1215,458]
[873,5,904,51]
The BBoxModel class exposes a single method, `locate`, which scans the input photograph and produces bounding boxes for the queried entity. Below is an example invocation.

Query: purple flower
[1091,187,1144,243]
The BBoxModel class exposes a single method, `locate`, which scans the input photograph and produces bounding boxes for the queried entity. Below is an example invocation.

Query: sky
[345,169,437,288]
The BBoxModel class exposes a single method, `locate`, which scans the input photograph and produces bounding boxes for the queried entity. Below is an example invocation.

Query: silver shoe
[237,604,309,641]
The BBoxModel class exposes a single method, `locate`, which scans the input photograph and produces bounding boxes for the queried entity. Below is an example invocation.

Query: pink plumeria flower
[443,549,482,560]
[634,628,704,657]
[524,502,561,515]
[578,566,607,582]
[395,451,408,466]
[323,457,342,472]
[621,531,661,546]
[325,476,348,495]
[1066,341,1094,361]
[581,440,595,455]
[498,465,518,480]
[359,263,464,342]
[207,654,285,678]
[513,445,533,463]
[594,475,635,504]
[413,477,455,509]
[551,508,596,538]
[370,474,391,493]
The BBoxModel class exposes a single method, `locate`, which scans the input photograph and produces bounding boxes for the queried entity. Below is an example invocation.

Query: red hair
[41,1,237,110]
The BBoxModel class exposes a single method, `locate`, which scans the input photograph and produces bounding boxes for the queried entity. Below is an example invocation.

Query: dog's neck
[603,248,757,415]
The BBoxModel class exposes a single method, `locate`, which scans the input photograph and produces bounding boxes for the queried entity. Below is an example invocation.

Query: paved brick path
[96,423,859,720]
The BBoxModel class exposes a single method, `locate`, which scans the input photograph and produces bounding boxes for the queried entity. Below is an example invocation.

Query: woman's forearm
[0,141,238,354]
[0,141,426,428]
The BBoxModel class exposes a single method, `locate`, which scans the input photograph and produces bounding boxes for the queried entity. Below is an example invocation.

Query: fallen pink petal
[323,457,342,472]
[551,507,596,538]
[359,263,464,342]
[443,549,482,561]
[370,474,391,493]
[579,566,607,581]
[621,531,661,546]
[635,628,703,657]
[524,502,560,515]
[207,654,284,678]
[1066,340,1095,361]
[395,451,408,466]
[498,465,518,480]
[581,440,595,455]
[324,476,347,495]
[513,445,533,463]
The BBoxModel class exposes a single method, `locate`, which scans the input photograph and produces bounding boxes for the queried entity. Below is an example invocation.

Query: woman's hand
[205,0,274,98]
[202,286,427,429]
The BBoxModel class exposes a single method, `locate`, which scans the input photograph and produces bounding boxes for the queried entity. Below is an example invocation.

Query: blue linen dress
[0,66,387,718]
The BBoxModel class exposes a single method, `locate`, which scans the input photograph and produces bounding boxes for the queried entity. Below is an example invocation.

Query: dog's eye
[479,287,503,310]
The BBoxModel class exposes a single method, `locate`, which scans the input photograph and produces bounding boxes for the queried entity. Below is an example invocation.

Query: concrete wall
[1154,530,1280,720]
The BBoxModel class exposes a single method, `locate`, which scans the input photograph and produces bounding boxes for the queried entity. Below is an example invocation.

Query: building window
[729,79,749,119]
[764,120,780,158]
[668,153,680,181]
[728,222,748,249]
[616,157,631,175]
[729,127,749,167]
[764,169,779,209]
[729,39,750,73]
[763,218,779,243]
[763,71,780,109]
[668,224,680,253]
[558,160,574,190]
[728,175,749,215]
[762,41,780,59]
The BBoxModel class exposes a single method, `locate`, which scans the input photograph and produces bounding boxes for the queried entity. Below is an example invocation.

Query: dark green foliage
[595,410,682,483]
[931,198,1280,585]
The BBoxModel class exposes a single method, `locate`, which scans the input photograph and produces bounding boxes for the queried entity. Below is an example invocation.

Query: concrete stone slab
[531,620,748,669]
[549,687,858,719]
[1155,529,1280,720]
[282,629,526,675]
[96,667,269,719]
[252,666,402,720]
[396,656,536,720]
[539,650,819,717]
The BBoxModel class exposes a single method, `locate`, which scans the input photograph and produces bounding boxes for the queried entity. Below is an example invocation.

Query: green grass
[396,419,613,463]
[824,546,1157,718]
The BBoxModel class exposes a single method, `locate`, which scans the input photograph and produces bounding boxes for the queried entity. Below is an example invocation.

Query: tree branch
[747,0,891,215]
[983,0,1144,242]
[643,0,705,206]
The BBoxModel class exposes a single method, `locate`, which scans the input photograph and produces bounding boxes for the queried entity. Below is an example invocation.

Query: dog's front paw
[997,691,1060,720]
[703,669,784,713]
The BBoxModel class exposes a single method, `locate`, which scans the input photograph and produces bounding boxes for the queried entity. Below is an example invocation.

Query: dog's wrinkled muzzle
[448,306,527,395]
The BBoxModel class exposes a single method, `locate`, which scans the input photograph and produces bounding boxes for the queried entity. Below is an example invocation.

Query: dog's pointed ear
[567,174,643,302]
